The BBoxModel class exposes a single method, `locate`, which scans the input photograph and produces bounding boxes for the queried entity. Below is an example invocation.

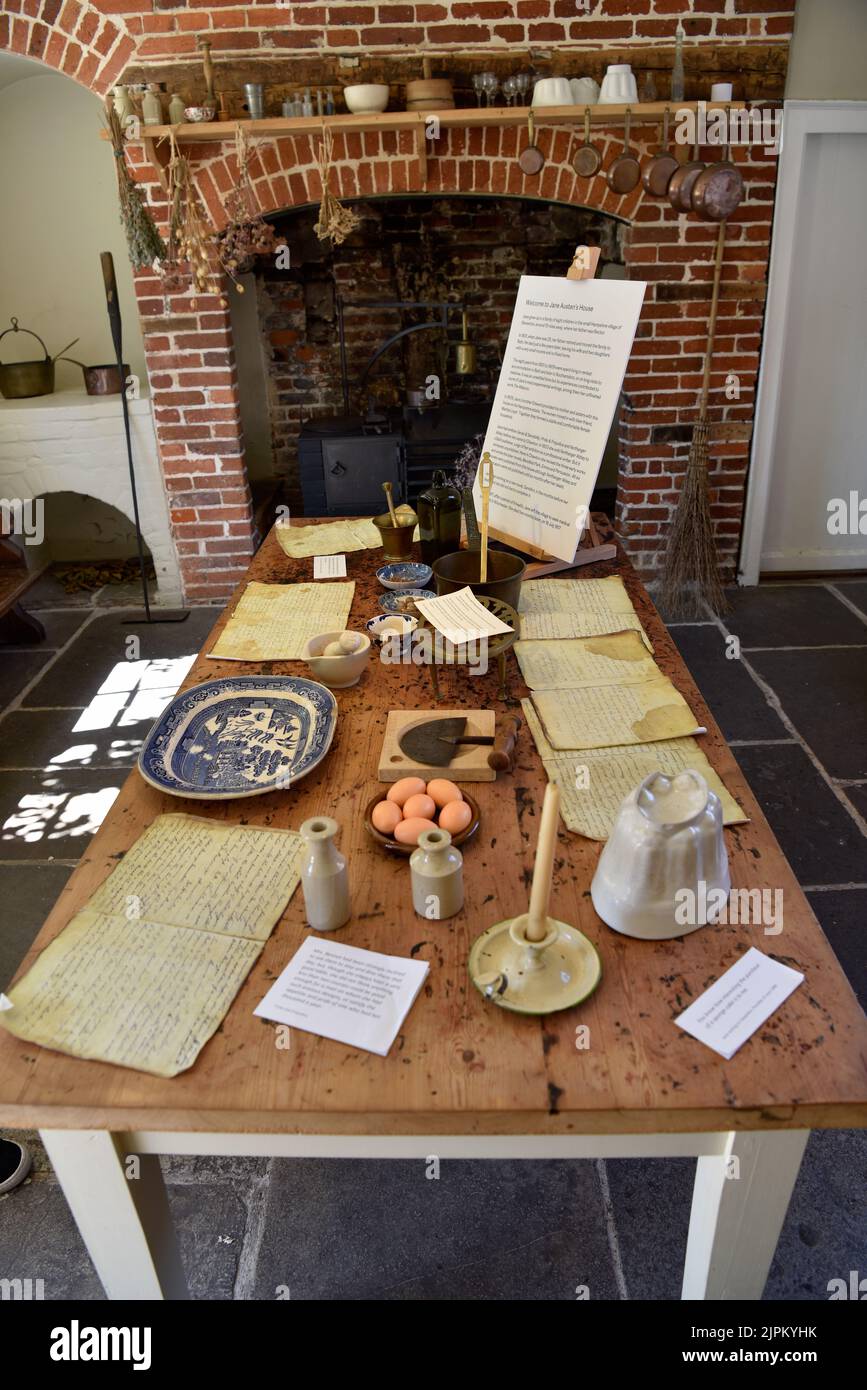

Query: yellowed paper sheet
[0,910,264,1078]
[522,699,747,839]
[210,581,355,661]
[88,813,305,941]
[0,814,304,1077]
[517,575,653,650]
[514,630,658,690]
[531,675,703,750]
[275,519,372,558]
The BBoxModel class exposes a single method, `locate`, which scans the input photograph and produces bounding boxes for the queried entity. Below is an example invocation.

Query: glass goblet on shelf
[472,73,486,107]
[502,76,518,107]
[515,73,531,105]
[481,72,499,107]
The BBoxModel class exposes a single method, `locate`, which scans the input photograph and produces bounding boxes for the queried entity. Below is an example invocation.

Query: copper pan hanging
[668,137,705,213]
[642,108,679,197]
[606,108,641,195]
[518,110,544,177]
[690,142,744,221]
[571,108,602,179]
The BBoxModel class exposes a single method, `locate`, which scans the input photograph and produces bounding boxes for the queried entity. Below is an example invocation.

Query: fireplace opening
[230,195,627,521]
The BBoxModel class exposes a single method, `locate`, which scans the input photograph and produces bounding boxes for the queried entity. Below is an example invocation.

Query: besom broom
[660,218,728,619]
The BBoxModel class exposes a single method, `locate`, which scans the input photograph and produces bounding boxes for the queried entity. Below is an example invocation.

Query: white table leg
[682,1128,809,1300]
[41,1130,189,1301]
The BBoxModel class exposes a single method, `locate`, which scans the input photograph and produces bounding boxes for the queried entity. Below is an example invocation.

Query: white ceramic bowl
[598,64,638,105]
[590,770,730,940]
[344,83,389,114]
[366,613,418,645]
[570,77,600,106]
[531,77,573,108]
[184,106,216,123]
[302,630,371,688]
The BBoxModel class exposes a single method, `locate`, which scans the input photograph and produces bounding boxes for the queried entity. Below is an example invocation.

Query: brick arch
[0,1,135,97]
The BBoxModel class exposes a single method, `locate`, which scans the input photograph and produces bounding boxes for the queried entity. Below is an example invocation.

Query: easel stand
[485,244,617,578]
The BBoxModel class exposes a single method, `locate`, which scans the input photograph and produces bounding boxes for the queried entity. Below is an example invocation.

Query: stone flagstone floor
[0,571,865,1300]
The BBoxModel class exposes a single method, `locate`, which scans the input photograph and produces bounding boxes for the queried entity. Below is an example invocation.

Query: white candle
[525,781,561,942]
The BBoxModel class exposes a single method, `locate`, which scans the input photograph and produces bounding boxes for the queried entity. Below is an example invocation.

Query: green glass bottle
[417,469,462,566]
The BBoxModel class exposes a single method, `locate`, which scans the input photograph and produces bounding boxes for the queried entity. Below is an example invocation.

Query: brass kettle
[454,310,477,375]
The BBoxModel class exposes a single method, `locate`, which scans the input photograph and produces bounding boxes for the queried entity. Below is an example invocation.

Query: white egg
[339,631,362,652]
[323,641,344,657]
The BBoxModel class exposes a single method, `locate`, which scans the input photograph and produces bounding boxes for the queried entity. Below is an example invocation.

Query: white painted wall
[0,62,147,387]
[788,0,867,100]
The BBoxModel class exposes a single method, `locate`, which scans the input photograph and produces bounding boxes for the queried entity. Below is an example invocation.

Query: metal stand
[336,297,467,412]
[100,252,189,624]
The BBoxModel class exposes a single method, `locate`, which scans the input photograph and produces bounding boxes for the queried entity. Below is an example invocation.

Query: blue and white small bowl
[366,612,418,646]
[376,561,433,591]
[379,588,436,614]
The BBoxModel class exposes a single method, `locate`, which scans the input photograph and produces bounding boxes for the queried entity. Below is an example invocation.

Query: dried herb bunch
[103,103,166,271]
[452,433,484,491]
[219,126,286,290]
[314,128,361,246]
[164,130,220,304]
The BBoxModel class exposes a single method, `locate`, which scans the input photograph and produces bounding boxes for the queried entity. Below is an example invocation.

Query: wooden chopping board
[378,709,497,782]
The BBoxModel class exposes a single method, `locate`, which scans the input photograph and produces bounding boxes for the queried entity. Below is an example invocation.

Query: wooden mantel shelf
[129,100,750,145]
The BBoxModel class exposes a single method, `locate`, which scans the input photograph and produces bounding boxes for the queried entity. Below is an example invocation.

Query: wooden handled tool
[479,451,493,583]
[382,480,399,527]
[487,713,521,771]
[525,781,561,942]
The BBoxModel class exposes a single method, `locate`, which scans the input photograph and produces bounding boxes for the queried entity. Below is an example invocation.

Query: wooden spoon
[606,108,641,195]
[571,108,602,178]
[479,450,493,582]
[382,480,398,527]
[518,110,545,176]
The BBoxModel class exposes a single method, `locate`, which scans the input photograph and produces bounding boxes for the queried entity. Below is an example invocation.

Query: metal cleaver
[398,715,521,771]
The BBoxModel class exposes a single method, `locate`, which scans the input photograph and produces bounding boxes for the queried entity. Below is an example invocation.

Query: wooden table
[2,521,866,1302]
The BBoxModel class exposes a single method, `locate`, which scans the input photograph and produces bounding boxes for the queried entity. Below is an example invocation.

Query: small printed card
[414,585,513,645]
[313,553,347,579]
[254,936,429,1057]
[675,947,804,1060]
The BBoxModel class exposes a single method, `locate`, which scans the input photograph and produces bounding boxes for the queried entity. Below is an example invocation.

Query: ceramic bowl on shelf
[376,561,433,590]
[302,630,371,688]
[590,770,730,941]
[364,791,480,856]
[344,83,389,113]
[598,64,638,104]
[570,77,600,105]
[184,106,216,123]
[531,77,573,108]
[379,588,436,614]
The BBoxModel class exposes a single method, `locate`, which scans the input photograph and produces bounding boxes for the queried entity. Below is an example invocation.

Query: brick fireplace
[0,0,794,604]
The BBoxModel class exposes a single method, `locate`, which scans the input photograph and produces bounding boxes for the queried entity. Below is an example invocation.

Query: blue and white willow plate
[138,676,337,800]
[376,562,433,590]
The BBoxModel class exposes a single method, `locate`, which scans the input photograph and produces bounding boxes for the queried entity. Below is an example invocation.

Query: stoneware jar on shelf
[299,815,351,932]
[410,827,464,920]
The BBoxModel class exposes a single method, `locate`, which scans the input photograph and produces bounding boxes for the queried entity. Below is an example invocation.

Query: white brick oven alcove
[0,390,182,605]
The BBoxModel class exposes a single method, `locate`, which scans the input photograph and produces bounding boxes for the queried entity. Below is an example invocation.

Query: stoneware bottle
[168,92,186,125]
[299,815,350,932]
[142,84,164,126]
[410,827,464,920]
[113,86,134,122]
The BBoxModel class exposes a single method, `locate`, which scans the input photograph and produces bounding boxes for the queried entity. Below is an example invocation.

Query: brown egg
[427,777,463,809]
[439,799,473,836]
[393,816,437,845]
[387,776,427,807]
[403,792,436,821]
[371,800,403,836]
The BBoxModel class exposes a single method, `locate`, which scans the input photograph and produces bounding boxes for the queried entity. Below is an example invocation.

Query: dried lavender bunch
[451,433,485,491]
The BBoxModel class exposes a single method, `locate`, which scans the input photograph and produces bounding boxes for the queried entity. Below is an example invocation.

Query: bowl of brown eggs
[365,777,479,855]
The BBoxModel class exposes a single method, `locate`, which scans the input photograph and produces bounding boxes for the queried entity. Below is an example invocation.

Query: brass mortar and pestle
[373,481,418,561]
[468,782,602,1014]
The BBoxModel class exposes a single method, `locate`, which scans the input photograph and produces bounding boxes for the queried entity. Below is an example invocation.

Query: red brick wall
[0,0,795,600]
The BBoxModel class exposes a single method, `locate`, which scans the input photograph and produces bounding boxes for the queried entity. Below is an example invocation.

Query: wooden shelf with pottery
[123,100,748,145]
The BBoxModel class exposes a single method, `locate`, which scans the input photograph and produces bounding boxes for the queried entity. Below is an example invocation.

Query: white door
[740,103,867,581]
